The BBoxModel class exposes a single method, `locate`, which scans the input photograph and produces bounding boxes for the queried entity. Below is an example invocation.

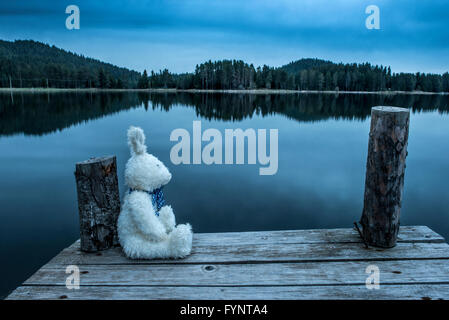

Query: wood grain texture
[6,226,449,300]
[74,156,120,252]
[46,240,449,266]
[42,226,446,266]
[7,284,449,300]
[23,260,449,286]
[361,106,410,248]
[60,225,447,248]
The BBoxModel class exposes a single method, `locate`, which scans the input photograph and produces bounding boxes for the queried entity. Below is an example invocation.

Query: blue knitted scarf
[129,187,166,216]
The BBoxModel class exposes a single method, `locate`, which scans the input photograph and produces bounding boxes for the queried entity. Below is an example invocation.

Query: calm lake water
[1,91,448,297]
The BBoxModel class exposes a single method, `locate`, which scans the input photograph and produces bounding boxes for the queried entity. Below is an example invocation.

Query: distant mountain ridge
[0,39,140,88]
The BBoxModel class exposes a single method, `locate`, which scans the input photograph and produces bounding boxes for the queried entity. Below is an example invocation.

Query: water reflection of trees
[148,93,449,121]
[1,92,448,136]
[0,92,141,136]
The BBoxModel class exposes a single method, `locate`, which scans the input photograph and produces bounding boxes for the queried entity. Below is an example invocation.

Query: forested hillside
[1,39,448,92]
[145,59,449,92]
[0,40,140,88]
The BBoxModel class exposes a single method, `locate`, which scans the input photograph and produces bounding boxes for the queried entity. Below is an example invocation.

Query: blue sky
[1,0,448,73]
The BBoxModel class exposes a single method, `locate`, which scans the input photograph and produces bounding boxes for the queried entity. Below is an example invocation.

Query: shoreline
[0,87,448,95]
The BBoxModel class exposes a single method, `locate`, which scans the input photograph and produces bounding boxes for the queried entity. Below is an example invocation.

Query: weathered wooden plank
[43,226,447,266]
[7,284,449,300]
[58,226,448,251]
[24,260,449,286]
[6,226,449,300]
[47,241,449,265]
[211,226,444,244]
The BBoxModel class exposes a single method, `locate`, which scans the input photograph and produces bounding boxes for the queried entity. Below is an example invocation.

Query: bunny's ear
[127,126,147,155]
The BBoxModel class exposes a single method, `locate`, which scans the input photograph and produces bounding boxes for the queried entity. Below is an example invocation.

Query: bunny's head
[124,126,172,192]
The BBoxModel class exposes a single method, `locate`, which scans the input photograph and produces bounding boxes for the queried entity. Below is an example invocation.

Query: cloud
[0,0,448,73]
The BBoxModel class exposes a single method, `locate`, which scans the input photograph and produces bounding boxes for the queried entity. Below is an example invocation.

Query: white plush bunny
[117,126,193,259]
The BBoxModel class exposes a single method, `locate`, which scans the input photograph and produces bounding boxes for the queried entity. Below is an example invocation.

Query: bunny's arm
[159,205,176,233]
[128,192,168,241]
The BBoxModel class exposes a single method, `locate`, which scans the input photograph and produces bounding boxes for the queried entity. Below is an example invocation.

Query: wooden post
[74,156,121,252]
[360,106,410,248]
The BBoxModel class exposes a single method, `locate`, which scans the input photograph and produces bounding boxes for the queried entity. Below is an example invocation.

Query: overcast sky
[1,0,448,74]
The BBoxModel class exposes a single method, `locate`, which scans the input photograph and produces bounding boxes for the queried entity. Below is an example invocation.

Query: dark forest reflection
[1,91,449,136]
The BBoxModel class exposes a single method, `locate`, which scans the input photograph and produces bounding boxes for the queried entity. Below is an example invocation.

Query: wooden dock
[6,226,449,300]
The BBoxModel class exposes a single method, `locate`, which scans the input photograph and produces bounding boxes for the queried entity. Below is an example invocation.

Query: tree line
[139,59,449,92]
[1,40,448,92]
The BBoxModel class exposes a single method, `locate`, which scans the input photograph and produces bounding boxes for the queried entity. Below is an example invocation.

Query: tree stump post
[360,106,410,248]
[74,156,121,252]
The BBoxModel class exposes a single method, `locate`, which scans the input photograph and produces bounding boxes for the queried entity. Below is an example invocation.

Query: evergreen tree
[98,69,108,88]
[0,40,139,88]
[137,70,149,89]
[2,39,447,92]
